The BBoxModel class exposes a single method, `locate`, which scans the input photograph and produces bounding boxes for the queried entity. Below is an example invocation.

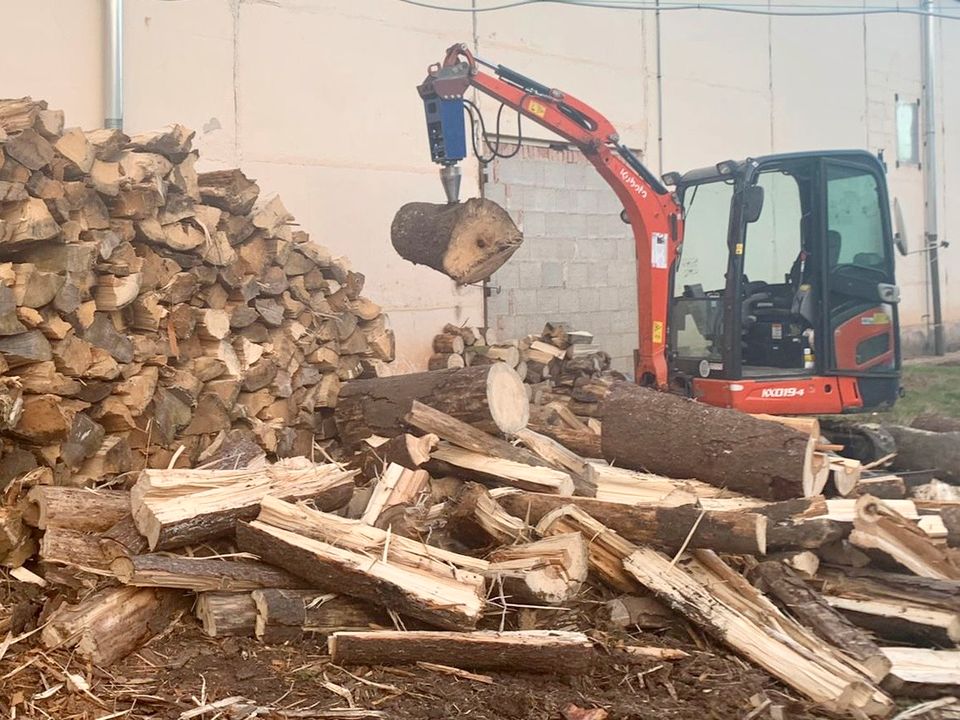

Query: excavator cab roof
[670,149,885,188]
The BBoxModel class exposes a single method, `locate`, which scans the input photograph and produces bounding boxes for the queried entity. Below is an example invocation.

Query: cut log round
[428,352,465,370]
[335,364,529,449]
[391,198,523,285]
[600,382,822,501]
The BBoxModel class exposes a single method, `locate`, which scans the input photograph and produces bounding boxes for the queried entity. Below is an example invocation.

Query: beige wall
[3,0,959,363]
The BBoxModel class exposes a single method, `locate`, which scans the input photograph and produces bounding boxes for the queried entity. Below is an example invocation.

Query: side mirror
[744,185,765,224]
[893,197,908,256]
[743,185,763,223]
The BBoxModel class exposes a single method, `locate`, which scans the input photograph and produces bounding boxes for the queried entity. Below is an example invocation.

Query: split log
[881,647,960,697]
[535,503,642,593]
[514,427,591,494]
[498,490,767,556]
[849,496,960,580]
[623,549,892,717]
[99,514,149,560]
[362,431,438,474]
[404,399,543,466]
[887,425,960,482]
[329,630,593,673]
[391,198,523,285]
[111,553,310,592]
[484,533,588,605]
[236,519,484,631]
[445,482,531,548]
[758,497,846,551]
[600,382,826,500]
[41,586,184,665]
[0,506,35,568]
[586,462,764,510]
[335,364,529,449]
[131,458,356,550]
[252,590,391,643]
[430,443,575,495]
[528,422,602,459]
[749,560,890,682]
[818,566,960,612]
[39,526,113,573]
[824,594,960,647]
[360,463,430,527]
[24,486,129,531]
[256,495,489,574]
[196,592,257,638]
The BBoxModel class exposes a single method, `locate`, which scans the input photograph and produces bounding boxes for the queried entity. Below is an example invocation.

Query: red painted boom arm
[428,44,684,387]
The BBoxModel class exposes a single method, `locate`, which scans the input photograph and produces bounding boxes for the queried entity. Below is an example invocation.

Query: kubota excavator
[416,43,903,416]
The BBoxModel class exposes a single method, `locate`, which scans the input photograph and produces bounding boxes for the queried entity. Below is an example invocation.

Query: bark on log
[252,590,392,643]
[236,520,484,631]
[41,586,185,665]
[391,198,523,285]
[196,591,258,638]
[528,422,602,459]
[111,553,311,592]
[405,399,543,466]
[336,365,529,449]
[749,560,890,682]
[887,425,960,482]
[24,486,129,531]
[911,413,960,433]
[623,549,892,718]
[328,630,593,673]
[498,490,767,556]
[131,459,355,550]
[600,382,823,500]
[881,647,960,698]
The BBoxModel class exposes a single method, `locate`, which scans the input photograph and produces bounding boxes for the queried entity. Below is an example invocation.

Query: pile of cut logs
[0,97,394,498]
[431,321,617,424]
[6,357,960,718]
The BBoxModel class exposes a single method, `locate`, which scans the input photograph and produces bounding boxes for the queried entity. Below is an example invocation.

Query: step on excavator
[412,43,905,417]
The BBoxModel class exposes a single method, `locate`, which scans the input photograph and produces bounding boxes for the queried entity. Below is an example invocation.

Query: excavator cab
[668,150,901,414]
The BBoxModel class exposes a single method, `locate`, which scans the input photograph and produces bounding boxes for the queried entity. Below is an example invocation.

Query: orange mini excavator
[416,44,903,415]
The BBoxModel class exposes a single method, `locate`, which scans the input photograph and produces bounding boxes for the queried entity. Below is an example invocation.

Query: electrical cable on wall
[396,0,960,20]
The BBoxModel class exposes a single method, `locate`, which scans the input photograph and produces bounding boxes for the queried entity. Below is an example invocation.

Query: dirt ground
[0,579,835,720]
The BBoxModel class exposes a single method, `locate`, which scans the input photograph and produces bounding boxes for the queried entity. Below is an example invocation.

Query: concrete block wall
[484,145,638,374]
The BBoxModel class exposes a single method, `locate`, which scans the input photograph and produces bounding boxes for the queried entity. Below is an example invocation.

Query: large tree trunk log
[887,425,960,482]
[911,413,960,433]
[336,365,529,449]
[600,382,824,500]
[111,553,310,592]
[328,630,593,673]
[497,490,767,556]
[391,199,523,285]
[749,560,890,682]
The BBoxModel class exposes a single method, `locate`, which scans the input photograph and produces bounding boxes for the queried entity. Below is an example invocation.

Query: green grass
[876,364,960,424]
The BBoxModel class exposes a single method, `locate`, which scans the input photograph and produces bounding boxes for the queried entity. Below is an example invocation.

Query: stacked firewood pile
[0,97,394,500]
[5,358,960,718]
[431,321,618,425]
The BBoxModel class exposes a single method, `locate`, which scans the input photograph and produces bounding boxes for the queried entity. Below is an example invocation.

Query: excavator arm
[418,44,684,388]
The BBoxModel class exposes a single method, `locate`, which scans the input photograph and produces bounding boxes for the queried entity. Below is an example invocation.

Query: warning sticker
[652,321,664,344]
[772,323,783,340]
[651,233,668,269]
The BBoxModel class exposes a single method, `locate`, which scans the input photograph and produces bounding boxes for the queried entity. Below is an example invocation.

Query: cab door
[821,159,900,407]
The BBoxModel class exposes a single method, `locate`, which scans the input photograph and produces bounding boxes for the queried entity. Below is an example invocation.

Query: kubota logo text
[619,168,649,199]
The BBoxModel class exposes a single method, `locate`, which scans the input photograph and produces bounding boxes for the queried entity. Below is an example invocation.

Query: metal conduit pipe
[921,0,943,355]
[105,0,124,129]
